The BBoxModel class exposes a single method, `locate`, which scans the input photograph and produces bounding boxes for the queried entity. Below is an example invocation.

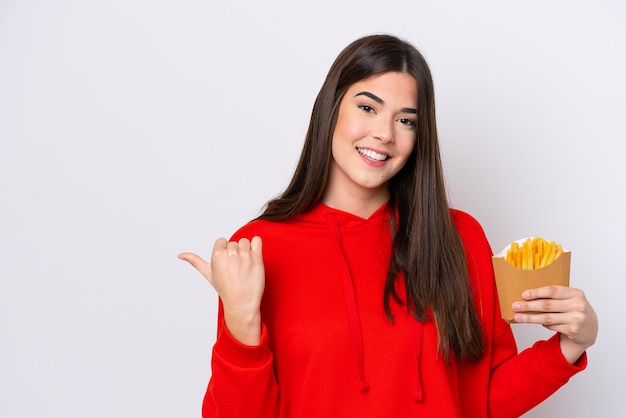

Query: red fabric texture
[202,203,586,417]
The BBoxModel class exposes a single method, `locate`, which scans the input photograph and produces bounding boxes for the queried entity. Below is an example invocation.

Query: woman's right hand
[178,236,265,346]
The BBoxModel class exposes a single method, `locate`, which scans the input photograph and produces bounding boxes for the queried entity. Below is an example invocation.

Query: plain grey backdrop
[1,0,624,416]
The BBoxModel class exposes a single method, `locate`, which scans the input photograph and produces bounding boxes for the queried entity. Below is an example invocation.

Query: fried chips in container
[492,237,570,322]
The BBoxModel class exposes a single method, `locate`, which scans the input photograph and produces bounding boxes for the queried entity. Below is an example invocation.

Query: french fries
[505,237,563,270]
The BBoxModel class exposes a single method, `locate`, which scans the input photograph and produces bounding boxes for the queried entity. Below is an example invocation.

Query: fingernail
[522,291,530,299]
[512,302,521,311]
[514,314,523,322]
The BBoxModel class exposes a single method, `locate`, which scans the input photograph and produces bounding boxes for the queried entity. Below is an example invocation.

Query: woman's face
[326,71,418,204]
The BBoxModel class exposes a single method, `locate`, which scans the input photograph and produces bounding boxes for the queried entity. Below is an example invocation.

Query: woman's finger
[521,285,582,301]
[513,297,570,315]
[250,236,263,259]
[237,238,251,252]
[513,311,569,326]
[178,252,213,286]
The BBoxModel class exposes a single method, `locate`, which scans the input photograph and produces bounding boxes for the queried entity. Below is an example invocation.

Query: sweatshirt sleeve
[480,233,588,417]
[452,209,587,417]
[202,301,280,418]
[487,323,587,417]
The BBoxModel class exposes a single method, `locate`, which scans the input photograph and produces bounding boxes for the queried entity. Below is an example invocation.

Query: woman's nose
[372,117,394,143]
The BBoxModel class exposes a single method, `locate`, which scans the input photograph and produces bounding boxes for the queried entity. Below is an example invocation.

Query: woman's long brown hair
[258,34,485,362]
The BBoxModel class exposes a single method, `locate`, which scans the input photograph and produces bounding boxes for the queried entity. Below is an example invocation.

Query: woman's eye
[358,104,375,113]
[398,117,416,128]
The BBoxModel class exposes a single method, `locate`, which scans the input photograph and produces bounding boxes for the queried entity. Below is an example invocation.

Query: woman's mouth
[357,148,389,161]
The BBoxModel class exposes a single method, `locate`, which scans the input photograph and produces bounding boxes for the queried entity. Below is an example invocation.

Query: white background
[1,1,624,416]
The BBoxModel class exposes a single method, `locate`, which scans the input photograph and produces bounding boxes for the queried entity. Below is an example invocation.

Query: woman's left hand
[512,285,598,364]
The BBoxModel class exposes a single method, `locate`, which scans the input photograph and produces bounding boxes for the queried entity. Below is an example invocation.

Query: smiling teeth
[357,148,389,161]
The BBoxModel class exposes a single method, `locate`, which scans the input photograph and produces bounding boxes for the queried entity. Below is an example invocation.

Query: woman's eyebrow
[354,91,417,114]
[355,91,384,104]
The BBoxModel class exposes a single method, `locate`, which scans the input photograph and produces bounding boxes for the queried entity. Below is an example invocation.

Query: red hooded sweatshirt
[203,203,586,417]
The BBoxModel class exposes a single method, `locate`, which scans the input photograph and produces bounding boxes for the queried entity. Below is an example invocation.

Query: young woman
[179,34,597,417]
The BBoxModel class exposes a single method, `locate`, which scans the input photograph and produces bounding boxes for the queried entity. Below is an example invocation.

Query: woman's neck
[321,187,390,219]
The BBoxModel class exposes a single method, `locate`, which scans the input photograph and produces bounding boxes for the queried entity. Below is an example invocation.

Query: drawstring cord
[410,318,424,401]
[325,210,424,400]
[325,213,370,391]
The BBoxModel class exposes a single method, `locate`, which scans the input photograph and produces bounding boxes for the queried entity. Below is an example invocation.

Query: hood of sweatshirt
[298,202,424,401]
